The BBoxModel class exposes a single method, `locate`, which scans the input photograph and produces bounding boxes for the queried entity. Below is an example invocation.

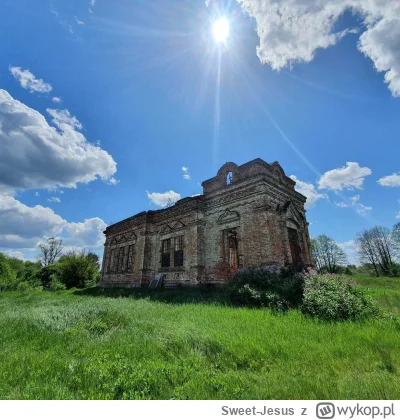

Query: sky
[1,0,400,265]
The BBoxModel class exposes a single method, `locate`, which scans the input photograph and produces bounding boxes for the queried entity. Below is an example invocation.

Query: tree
[393,222,400,255]
[6,257,25,274]
[0,253,17,291]
[38,237,63,267]
[355,226,397,276]
[311,235,347,273]
[86,252,100,270]
[56,250,100,289]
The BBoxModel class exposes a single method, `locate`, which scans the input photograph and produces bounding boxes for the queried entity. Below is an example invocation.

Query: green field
[0,276,399,400]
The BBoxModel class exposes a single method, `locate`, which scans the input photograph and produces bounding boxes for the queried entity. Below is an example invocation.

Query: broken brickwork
[100,158,313,287]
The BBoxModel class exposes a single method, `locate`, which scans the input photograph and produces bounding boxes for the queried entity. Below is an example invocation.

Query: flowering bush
[229,265,304,310]
[229,266,380,321]
[301,273,379,321]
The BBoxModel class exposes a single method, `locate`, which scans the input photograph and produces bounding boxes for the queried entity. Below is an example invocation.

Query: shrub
[0,253,18,291]
[48,275,66,291]
[229,266,304,310]
[56,250,100,289]
[0,253,42,292]
[230,284,291,310]
[38,265,61,290]
[301,274,379,321]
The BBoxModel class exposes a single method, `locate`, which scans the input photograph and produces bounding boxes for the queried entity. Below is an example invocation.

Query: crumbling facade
[100,158,313,287]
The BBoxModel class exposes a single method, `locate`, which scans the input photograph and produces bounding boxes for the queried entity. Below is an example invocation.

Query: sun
[212,18,230,43]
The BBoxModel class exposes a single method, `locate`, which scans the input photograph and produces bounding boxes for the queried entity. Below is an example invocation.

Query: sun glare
[212,18,229,43]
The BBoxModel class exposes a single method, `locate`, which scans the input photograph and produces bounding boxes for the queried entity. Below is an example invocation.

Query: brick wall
[100,158,313,287]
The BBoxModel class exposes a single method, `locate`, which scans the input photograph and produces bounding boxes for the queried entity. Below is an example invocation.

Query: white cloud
[107,177,119,185]
[318,162,372,191]
[335,193,372,215]
[64,217,107,248]
[378,173,400,187]
[52,97,62,103]
[396,212,400,219]
[0,90,117,194]
[75,16,84,25]
[355,203,372,216]
[51,8,74,34]
[358,11,400,97]
[47,108,82,130]
[289,175,327,209]
[90,0,96,5]
[146,190,181,207]
[3,250,25,260]
[0,194,107,250]
[238,0,400,96]
[9,66,52,94]
[338,240,359,266]
[0,194,65,248]
[35,192,40,197]
[47,197,61,203]
[182,166,191,180]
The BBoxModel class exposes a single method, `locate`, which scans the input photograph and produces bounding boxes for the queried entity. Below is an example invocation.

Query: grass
[0,276,399,400]
[353,275,400,315]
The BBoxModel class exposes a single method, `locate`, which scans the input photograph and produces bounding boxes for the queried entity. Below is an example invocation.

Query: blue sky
[1,0,400,264]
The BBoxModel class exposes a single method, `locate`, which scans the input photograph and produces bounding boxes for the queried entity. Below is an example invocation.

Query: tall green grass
[354,275,400,314]
[0,278,399,400]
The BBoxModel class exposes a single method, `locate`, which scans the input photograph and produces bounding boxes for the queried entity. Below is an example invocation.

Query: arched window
[226,172,233,185]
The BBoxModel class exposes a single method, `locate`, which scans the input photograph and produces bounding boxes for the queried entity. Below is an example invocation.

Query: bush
[0,253,42,292]
[0,253,18,291]
[48,275,66,291]
[301,274,379,321]
[230,284,291,310]
[55,250,100,289]
[38,265,61,290]
[229,266,304,310]
[388,263,400,277]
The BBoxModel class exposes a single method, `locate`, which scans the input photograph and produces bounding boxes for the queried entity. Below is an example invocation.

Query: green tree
[6,257,25,274]
[56,250,100,289]
[0,253,17,291]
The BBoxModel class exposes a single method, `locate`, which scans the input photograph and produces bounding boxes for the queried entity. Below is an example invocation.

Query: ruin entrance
[223,228,239,270]
[288,227,301,266]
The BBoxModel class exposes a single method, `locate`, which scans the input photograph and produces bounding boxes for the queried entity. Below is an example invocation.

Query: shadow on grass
[73,285,232,306]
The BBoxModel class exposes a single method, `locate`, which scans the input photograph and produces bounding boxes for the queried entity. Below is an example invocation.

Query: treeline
[0,238,100,292]
[312,222,400,277]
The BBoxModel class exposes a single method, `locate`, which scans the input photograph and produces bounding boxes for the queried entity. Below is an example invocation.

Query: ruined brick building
[100,158,313,287]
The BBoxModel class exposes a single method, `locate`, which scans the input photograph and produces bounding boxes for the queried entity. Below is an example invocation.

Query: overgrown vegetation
[0,252,41,292]
[355,223,400,277]
[301,274,379,321]
[0,238,100,292]
[228,267,381,322]
[228,266,304,310]
[309,223,400,277]
[0,275,399,400]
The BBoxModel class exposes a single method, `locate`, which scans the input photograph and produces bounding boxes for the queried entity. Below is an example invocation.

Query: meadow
[0,276,399,400]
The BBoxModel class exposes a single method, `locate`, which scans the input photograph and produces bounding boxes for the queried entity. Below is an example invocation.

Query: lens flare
[212,18,229,43]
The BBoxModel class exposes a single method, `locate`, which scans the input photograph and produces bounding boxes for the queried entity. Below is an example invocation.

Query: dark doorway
[226,229,239,270]
[288,228,301,265]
